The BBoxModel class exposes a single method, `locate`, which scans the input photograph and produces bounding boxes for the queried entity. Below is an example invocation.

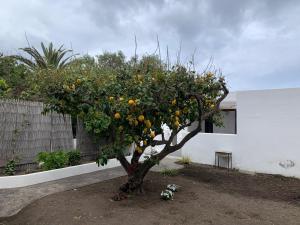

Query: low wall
[180,133,237,166]
[0,157,130,189]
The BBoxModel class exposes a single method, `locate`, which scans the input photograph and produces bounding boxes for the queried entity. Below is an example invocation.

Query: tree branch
[151,139,168,146]
[202,80,229,120]
[117,152,131,174]
[153,80,228,161]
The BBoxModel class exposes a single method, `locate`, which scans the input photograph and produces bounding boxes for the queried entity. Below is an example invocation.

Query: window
[205,120,214,133]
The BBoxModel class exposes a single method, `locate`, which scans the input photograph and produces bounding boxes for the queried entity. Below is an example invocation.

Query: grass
[177,156,192,165]
[160,168,179,176]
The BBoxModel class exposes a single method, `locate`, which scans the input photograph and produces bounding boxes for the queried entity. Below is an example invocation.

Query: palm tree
[14,42,76,70]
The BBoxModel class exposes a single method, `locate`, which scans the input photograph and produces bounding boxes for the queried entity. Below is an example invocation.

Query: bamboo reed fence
[0,99,73,167]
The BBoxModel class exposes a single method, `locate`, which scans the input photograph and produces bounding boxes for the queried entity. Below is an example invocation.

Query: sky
[0,0,300,91]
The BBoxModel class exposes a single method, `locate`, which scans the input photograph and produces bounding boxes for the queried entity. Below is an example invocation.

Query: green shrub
[4,160,17,176]
[67,150,81,166]
[160,168,179,177]
[177,156,192,165]
[0,79,10,97]
[37,151,68,170]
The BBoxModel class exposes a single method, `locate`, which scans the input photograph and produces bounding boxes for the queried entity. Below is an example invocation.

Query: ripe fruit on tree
[76,79,81,85]
[136,146,143,154]
[128,99,135,105]
[171,99,176,105]
[144,120,152,128]
[114,112,121,120]
[150,131,155,138]
[138,115,145,122]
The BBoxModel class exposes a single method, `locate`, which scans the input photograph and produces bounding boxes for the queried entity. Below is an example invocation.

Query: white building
[173,88,300,179]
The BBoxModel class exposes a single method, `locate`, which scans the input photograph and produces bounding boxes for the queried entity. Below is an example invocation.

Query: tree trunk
[119,160,155,194]
[119,174,145,193]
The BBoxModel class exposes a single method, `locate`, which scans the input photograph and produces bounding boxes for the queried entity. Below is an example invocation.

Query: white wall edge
[165,155,181,160]
[0,156,131,189]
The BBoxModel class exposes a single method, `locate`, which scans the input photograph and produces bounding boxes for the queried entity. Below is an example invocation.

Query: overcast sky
[1,0,300,91]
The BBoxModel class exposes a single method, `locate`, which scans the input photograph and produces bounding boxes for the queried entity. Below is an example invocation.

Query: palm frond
[17,42,76,70]
[12,55,36,69]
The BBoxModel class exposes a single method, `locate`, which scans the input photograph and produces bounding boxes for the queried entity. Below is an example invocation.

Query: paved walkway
[0,157,182,218]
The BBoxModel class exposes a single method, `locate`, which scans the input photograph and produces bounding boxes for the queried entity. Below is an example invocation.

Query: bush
[37,151,68,170]
[177,156,191,165]
[67,150,81,166]
[37,150,82,170]
[0,79,9,97]
[160,168,179,177]
[4,160,17,176]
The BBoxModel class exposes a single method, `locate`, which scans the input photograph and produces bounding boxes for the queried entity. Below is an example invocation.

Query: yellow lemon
[138,115,145,122]
[174,121,180,128]
[76,79,81,85]
[128,99,135,105]
[136,146,143,154]
[137,74,143,80]
[175,110,180,116]
[150,131,155,138]
[114,112,121,120]
[64,86,71,92]
[109,96,114,101]
[210,104,215,108]
[119,97,124,101]
[144,120,152,128]
[171,99,176,105]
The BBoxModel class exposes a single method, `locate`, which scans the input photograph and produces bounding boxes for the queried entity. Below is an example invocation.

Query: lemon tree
[39,53,228,193]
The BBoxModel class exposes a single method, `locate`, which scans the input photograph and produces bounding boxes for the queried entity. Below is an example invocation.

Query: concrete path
[151,156,183,172]
[0,157,182,218]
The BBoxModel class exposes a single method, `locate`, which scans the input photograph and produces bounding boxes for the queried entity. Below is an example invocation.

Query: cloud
[0,0,300,90]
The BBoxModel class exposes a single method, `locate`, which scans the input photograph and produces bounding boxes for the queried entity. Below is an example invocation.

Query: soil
[1,163,300,225]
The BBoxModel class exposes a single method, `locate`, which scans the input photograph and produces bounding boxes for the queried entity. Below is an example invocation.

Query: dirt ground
[1,164,300,225]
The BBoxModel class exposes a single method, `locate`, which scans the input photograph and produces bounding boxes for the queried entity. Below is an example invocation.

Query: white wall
[235,88,300,178]
[180,88,300,178]
[181,132,236,166]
